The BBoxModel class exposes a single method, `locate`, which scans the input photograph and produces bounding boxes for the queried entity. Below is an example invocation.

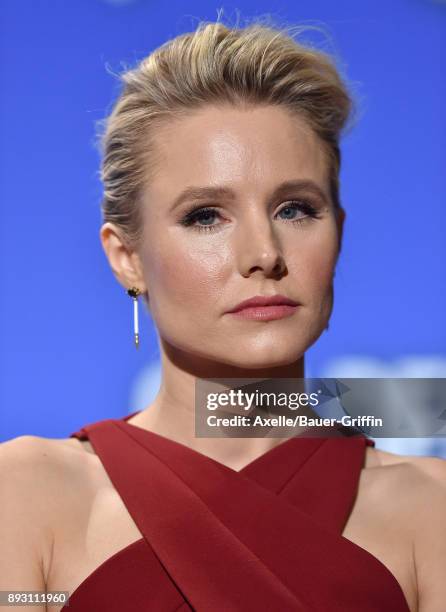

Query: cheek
[141,231,230,312]
[288,223,338,298]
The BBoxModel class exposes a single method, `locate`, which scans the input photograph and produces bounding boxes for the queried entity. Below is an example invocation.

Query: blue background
[1,0,445,457]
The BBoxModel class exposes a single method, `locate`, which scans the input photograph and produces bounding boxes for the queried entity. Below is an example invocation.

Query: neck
[128,343,310,472]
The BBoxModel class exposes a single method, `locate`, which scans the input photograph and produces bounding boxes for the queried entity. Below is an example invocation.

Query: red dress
[63,412,410,611]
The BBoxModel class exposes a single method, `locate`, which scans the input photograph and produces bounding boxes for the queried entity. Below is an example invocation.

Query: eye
[179,199,321,233]
[179,206,224,233]
[275,200,321,225]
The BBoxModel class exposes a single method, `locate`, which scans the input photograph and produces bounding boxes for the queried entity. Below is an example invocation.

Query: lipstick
[226,295,299,321]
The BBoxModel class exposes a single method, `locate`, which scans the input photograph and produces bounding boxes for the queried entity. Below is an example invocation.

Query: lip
[226,295,300,321]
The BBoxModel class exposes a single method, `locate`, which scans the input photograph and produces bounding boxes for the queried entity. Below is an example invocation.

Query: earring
[126,287,141,349]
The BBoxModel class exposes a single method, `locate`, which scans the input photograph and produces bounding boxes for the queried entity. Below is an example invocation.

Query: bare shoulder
[0,433,96,484]
[399,451,446,612]
[401,452,446,484]
[372,445,446,471]
[363,445,446,507]
[0,433,96,522]
[366,446,446,611]
[404,453,446,612]
[365,443,444,473]
[0,435,98,589]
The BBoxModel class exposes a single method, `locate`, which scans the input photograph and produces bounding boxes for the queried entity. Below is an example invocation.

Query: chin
[213,345,305,370]
[237,329,320,358]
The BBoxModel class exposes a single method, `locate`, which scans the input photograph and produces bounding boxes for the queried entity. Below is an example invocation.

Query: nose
[236,214,286,279]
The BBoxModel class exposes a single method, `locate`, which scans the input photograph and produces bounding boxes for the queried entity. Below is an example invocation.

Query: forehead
[144,104,329,203]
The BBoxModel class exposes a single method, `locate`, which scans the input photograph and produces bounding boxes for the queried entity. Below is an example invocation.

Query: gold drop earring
[126,287,141,349]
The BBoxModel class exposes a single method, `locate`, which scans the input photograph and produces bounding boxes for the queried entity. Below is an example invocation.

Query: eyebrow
[169,179,330,212]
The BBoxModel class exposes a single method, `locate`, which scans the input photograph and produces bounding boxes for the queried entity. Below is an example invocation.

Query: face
[135,104,344,368]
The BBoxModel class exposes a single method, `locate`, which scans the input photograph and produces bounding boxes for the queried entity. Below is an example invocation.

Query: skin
[1,104,445,612]
[99,103,345,466]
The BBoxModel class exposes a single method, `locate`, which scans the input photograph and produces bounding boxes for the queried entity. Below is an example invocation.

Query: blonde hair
[97,16,356,251]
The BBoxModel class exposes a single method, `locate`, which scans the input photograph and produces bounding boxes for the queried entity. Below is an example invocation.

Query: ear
[335,206,346,256]
[99,223,147,294]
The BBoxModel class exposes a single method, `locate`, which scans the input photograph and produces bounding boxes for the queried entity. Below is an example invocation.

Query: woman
[1,19,445,612]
